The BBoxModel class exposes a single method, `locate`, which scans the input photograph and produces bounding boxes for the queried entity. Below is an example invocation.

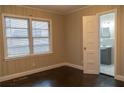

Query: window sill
[4,51,54,62]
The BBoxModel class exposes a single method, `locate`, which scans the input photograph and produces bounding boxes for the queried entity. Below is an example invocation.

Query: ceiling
[26,5,87,15]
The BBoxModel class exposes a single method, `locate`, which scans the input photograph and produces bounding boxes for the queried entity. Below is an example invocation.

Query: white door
[83,15,99,74]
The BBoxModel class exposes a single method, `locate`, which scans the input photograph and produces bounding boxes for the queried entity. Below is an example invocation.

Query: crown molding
[64,5,94,15]
[16,5,92,16]
[17,5,64,15]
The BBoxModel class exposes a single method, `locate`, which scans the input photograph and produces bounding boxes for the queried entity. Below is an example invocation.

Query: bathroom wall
[100,13,115,47]
[100,13,115,65]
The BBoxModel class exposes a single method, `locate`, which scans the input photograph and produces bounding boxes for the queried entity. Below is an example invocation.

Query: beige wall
[119,6,124,75]
[0,5,65,76]
[64,5,124,75]
[0,6,2,76]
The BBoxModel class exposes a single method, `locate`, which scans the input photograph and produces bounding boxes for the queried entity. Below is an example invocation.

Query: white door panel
[83,15,99,74]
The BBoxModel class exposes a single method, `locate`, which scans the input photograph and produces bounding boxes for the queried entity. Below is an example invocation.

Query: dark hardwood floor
[0,66,124,87]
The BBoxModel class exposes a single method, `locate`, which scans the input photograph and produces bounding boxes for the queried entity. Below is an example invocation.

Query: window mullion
[48,21,52,52]
[28,18,33,54]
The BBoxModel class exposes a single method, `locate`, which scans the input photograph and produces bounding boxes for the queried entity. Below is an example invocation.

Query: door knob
[84,47,86,50]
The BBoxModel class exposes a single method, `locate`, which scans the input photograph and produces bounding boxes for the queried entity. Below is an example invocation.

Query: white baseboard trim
[0,63,66,82]
[0,62,83,82]
[115,75,124,81]
[3,63,124,82]
[65,63,83,70]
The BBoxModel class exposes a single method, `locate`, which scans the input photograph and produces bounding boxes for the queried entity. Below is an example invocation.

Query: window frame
[2,14,53,60]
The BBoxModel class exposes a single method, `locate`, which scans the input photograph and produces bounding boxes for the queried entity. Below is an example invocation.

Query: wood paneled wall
[0,6,65,76]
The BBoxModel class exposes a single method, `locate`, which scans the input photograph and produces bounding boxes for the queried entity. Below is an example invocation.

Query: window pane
[8,46,29,57]
[5,17,29,58]
[33,38,49,45]
[33,45,49,53]
[32,20,50,54]
[7,38,29,48]
[32,30,49,37]
[5,17,28,28]
[6,28,28,37]
[32,21,49,29]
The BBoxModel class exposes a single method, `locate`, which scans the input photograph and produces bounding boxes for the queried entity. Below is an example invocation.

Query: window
[4,17,29,58]
[4,15,52,59]
[32,20,50,54]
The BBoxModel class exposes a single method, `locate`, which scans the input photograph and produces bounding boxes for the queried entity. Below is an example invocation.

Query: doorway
[98,11,116,77]
[82,9,117,77]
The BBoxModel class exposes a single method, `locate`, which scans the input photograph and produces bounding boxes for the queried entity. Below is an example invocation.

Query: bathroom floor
[100,64,114,76]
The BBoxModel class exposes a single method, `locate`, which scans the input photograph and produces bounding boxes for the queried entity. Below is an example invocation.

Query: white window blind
[4,17,29,58]
[4,16,52,59]
[32,20,50,53]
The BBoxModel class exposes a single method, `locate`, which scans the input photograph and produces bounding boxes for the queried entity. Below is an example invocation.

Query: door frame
[97,9,117,78]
